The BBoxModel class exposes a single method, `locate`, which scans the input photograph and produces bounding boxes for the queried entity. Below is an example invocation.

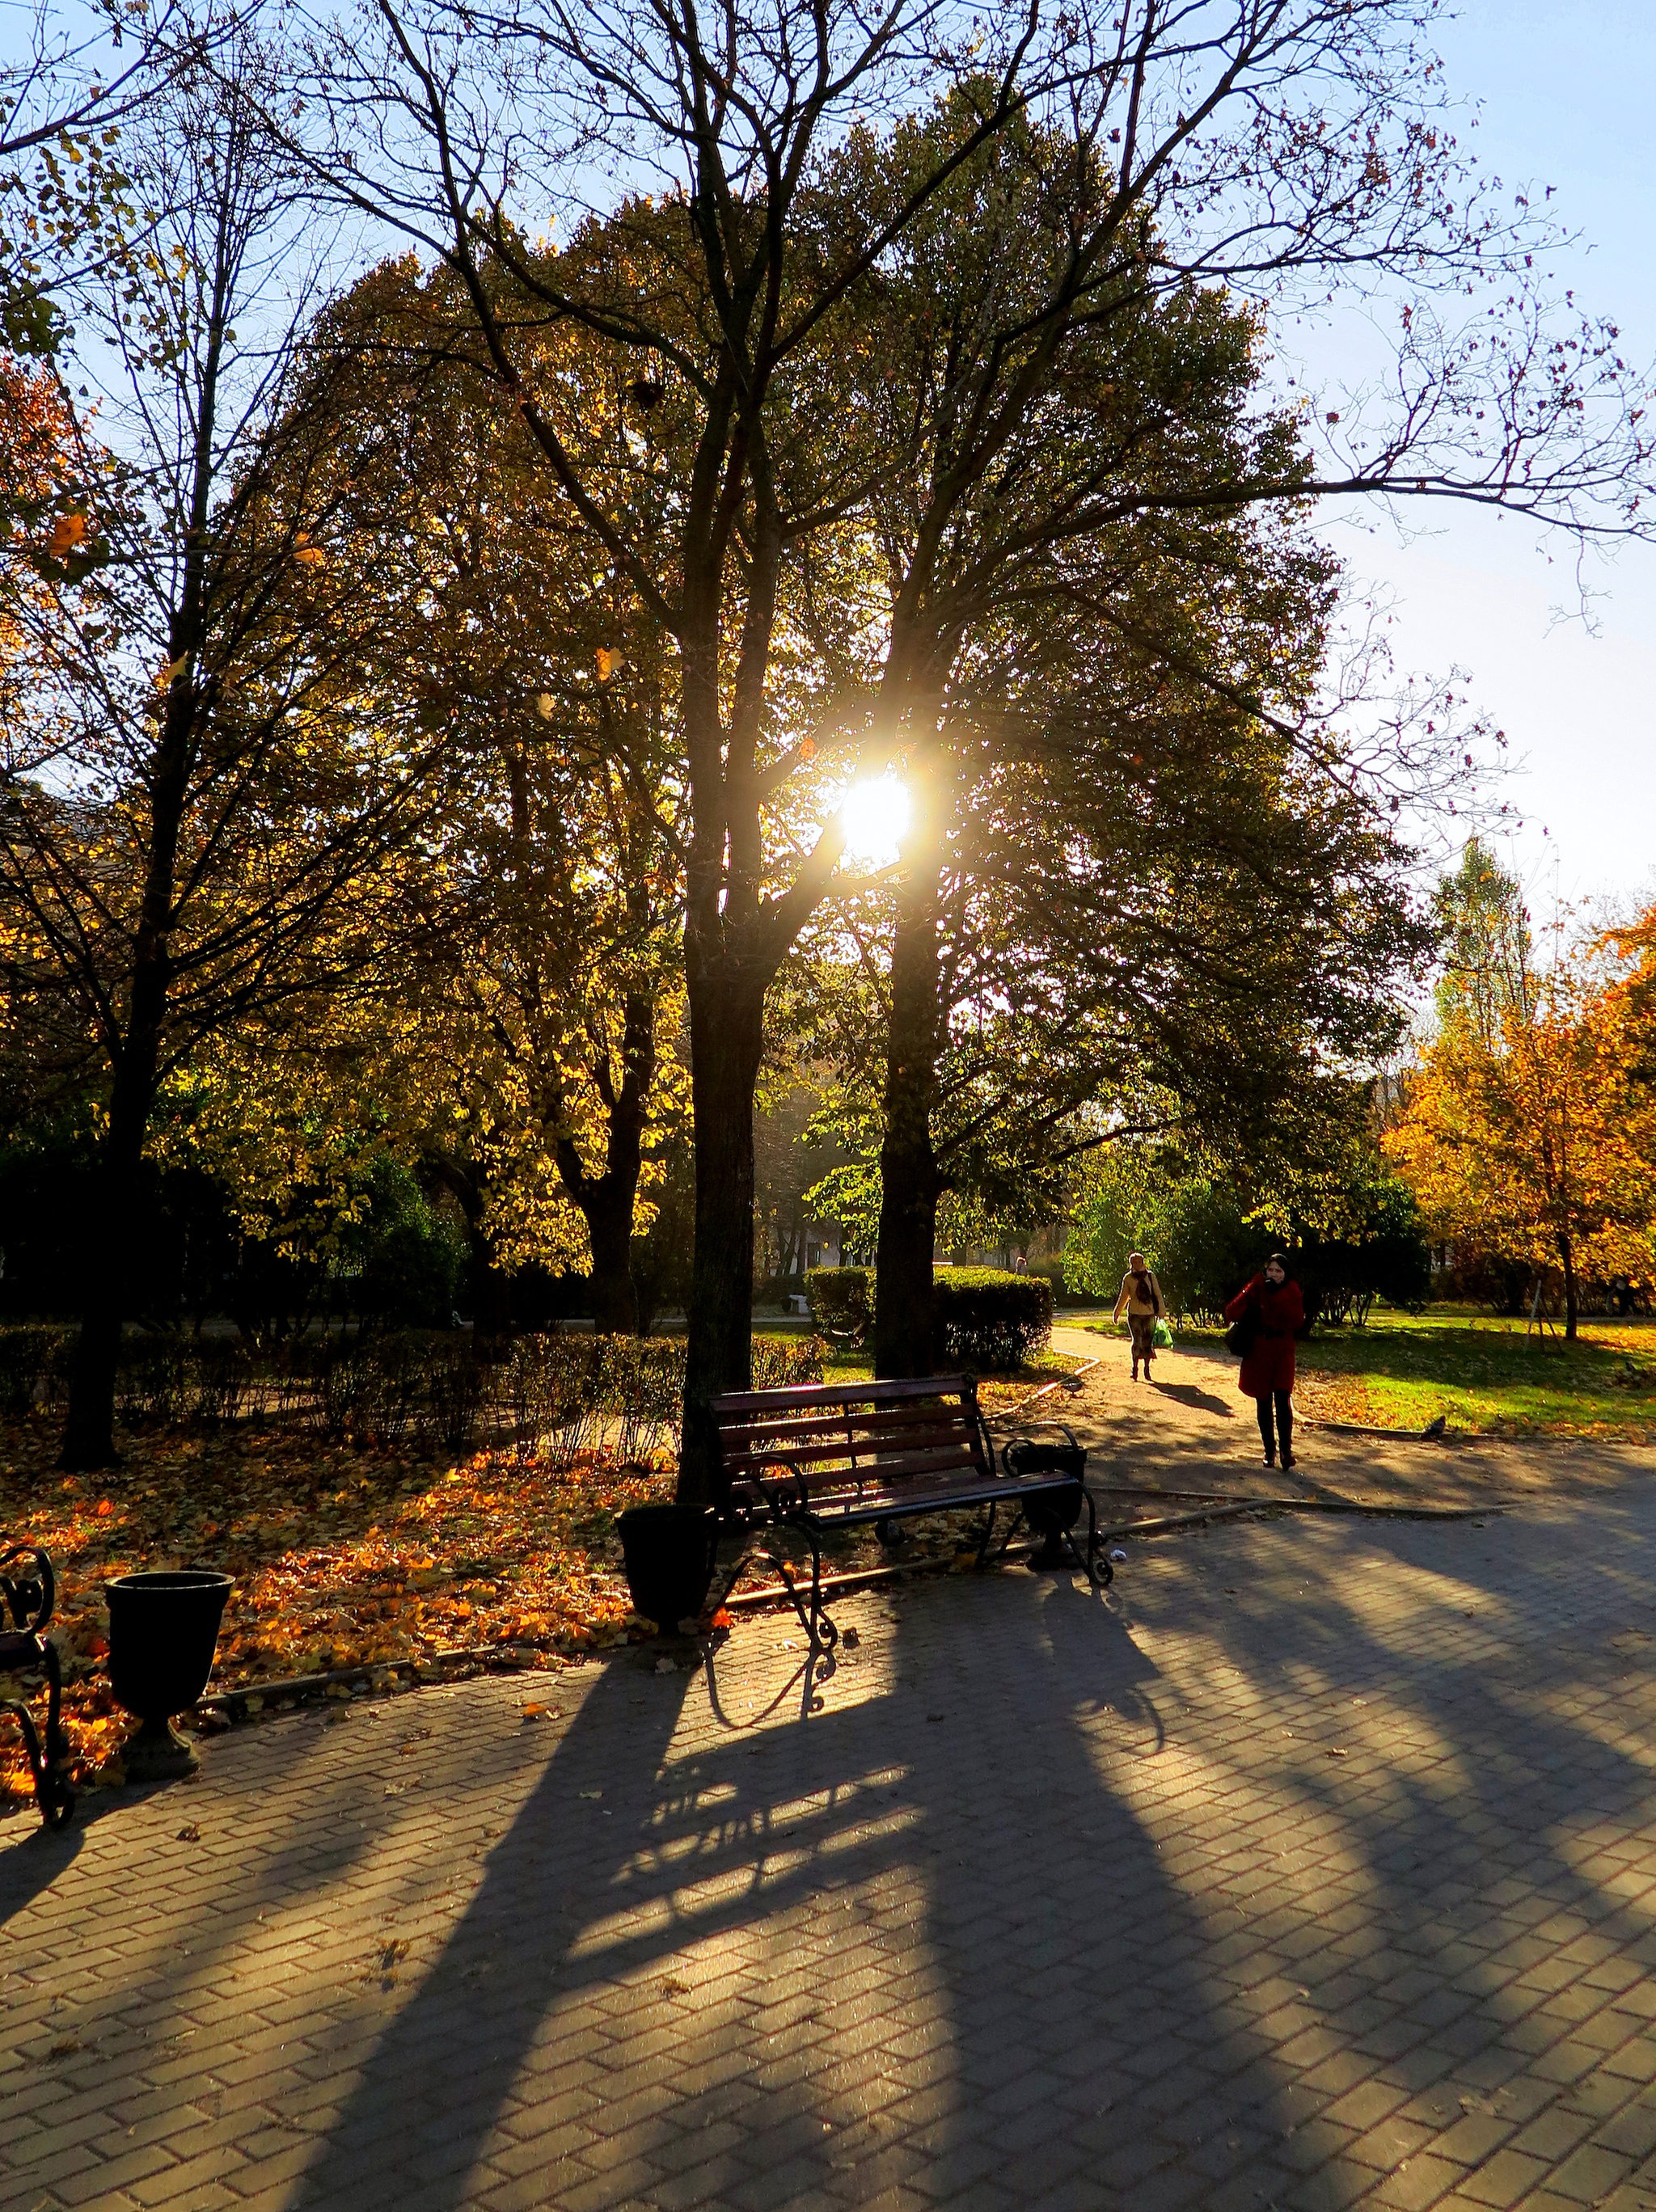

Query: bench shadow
[281,1577,1219,2210]
[205,1495,1656,2212]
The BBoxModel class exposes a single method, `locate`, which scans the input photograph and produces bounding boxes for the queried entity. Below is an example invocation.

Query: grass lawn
[1083,1306,1656,1440]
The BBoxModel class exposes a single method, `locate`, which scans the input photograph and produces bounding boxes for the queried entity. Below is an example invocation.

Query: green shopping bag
[1151,1318,1172,1349]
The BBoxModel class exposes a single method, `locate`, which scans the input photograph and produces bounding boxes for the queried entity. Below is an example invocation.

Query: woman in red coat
[1223,1253,1305,1469]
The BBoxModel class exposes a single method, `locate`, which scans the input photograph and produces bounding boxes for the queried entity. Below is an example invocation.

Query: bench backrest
[708,1374,992,1509]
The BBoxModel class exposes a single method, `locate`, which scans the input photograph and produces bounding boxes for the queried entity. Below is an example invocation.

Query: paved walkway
[1048,1324,1656,1512]
[9,1484,1656,2212]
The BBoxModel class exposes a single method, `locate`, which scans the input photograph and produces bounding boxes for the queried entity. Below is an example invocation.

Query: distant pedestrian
[1112,1252,1165,1382]
[1224,1253,1305,1469]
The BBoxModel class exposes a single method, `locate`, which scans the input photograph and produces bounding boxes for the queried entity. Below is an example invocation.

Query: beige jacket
[1112,1269,1164,1322]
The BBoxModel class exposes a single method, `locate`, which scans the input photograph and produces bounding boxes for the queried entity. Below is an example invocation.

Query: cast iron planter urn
[105,1569,233,1781]
[617,1504,719,1634]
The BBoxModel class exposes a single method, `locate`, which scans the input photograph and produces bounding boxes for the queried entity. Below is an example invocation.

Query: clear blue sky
[1311,0,1656,911]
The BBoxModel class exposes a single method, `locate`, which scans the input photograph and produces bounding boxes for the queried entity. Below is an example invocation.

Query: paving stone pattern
[8,1490,1656,2212]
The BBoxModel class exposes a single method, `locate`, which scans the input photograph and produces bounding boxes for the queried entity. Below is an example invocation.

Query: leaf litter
[0,1420,673,1800]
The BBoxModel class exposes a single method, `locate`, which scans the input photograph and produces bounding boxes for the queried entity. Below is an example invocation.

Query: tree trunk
[549,990,657,1340]
[584,1185,639,1335]
[429,1157,513,1350]
[59,1047,159,1469]
[874,795,945,1379]
[1559,1231,1578,1341]
[677,972,766,1502]
[59,678,193,1467]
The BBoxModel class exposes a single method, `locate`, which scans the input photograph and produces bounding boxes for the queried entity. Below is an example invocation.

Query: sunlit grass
[1079,1305,1656,1438]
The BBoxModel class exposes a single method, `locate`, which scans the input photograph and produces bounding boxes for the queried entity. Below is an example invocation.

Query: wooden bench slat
[743,1443,989,1490]
[720,1419,986,1470]
[785,1472,1081,1522]
[717,1401,971,1446]
[710,1374,976,1415]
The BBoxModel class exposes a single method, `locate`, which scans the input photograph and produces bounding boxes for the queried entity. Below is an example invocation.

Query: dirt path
[1044,1320,1656,1512]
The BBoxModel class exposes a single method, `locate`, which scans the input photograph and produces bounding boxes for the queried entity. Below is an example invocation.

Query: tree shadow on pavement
[287,1492,1656,2212]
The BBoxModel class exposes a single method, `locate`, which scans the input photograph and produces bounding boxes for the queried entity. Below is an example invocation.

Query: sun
[838,774,911,868]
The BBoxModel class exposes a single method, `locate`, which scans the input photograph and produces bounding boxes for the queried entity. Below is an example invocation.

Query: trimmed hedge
[805,1267,875,1347]
[932,1269,1053,1372]
[803,1266,1054,1371]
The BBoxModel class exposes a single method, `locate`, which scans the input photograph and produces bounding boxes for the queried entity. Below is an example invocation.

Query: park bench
[710,1373,1108,1660]
[1,1542,75,1830]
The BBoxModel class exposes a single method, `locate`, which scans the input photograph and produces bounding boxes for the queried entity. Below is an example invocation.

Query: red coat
[1223,1275,1304,1397]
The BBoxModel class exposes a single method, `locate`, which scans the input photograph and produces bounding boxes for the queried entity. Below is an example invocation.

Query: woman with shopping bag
[1111,1252,1165,1382]
[1223,1253,1305,1468]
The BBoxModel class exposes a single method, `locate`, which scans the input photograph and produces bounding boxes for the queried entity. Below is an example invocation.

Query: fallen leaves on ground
[0,1419,672,1800]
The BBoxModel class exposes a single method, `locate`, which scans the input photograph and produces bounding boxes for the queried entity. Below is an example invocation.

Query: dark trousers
[1255,1391,1293,1461]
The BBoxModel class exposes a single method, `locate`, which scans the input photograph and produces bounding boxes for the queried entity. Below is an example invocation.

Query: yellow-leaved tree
[1386,846,1656,1336]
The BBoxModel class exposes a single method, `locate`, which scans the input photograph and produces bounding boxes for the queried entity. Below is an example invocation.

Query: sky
[4,0,1648,913]
[1303,0,1656,914]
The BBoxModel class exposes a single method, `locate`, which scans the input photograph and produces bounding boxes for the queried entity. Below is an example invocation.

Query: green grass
[1085,1305,1656,1437]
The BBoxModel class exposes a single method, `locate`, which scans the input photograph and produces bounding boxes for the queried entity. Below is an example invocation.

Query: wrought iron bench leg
[771,1527,839,1666]
[2,1650,74,1832]
[1064,1486,1111,1588]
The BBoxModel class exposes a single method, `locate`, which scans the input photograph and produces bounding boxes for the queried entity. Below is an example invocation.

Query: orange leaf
[44,511,88,556]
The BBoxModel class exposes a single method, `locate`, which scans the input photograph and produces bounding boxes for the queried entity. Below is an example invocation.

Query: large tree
[1387,863,1656,1337]
[0,55,449,1465]
[276,260,693,1332]
[280,0,1651,1488]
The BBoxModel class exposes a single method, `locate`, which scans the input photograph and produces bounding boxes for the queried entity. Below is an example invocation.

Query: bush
[0,1325,72,1418]
[598,1335,686,1463]
[932,1269,1053,1372]
[805,1267,874,1346]
[751,1332,826,1392]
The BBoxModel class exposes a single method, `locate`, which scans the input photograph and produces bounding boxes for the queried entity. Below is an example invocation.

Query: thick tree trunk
[677,972,766,1503]
[550,990,657,1340]
[471,1256,513,1346]
[429,1157,513,1349]
[60,1047,159,1469]
[874,805,945,1379]
[1559,1231,1578,1341]
[584,1186,640,1335]
[60,683,190,1467]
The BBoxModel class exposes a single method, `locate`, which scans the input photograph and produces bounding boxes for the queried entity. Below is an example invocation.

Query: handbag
[1224,1302,1261,1359]
[1152,1318,1172,1349]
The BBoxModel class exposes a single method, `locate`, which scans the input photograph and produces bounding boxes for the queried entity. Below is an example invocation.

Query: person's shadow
[1148,1378,1234,1418]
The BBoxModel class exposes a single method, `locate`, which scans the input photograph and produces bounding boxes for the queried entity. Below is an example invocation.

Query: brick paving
[8,1486,1656,2212]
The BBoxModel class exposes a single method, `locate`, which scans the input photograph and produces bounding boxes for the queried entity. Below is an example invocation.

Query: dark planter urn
[617,1504,719,1633]
[105,1570,233,1781]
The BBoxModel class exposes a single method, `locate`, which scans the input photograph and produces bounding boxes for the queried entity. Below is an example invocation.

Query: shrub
[932,1269,1053,1372]
[190,1340,257,1425]
[0,1325,72,1418]
[420,1335,486,1451]
[751,1332,826,1392]
[805,1267,874,1347]
[599,1335,685,1462]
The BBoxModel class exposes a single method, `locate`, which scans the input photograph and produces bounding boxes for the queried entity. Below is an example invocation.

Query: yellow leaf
[44,511,87,556]
[595,647,623,682]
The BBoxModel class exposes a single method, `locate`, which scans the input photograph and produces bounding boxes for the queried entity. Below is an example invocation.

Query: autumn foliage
[1386,865,1656,1335]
